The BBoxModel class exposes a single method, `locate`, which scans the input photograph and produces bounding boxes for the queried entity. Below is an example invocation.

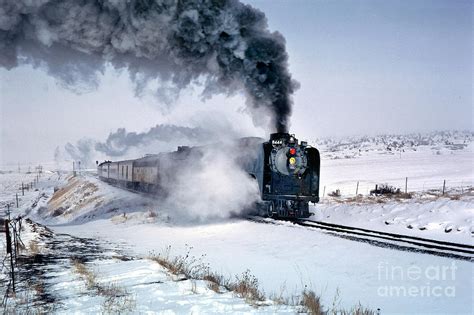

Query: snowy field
[0,131,472,314]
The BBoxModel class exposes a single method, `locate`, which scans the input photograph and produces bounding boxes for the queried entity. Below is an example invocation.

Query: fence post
[16,193,18,208]
[5,219,15,293]
[405,177,408,194]
[356,181,359,196]
[21,182,24,196]
[442,180,446,195]
[322,186,326,201]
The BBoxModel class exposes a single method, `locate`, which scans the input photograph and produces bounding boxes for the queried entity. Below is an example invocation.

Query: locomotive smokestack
[0,0,297,132]
[270,132,290,141]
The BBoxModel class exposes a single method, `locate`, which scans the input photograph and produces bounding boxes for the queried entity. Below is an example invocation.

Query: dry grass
[149,246,377,312]
[331,191,417,205]
[300,289,323,314]
[203,272,226,293]
[72,259,96,289]
[338,303,377,315]
[48,177,99,216]
[298,289,376,315]
[28,240,41,256]
[99,283,136,314]
[71,259,135,313]
[269,284,290,305]
[1,280,58,314]
[149,247,266,304]
[149,245,209,280]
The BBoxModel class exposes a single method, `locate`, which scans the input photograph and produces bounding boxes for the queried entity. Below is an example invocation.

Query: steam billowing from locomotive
[95,124,215,157]
[0,0,297,132]
[56,123,234,166]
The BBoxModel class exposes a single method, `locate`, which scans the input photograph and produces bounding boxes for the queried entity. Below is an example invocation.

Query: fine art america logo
[377,261,457,298]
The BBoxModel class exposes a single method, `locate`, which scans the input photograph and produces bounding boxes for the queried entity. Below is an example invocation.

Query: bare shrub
[149,246,377,312]
[203,271,227,293]
[229,269,265,303]
[149,247,265,303]
[300,289,323,314]
[100,283,136,314]
[370,184,400,196]
[329,189,341,197]
[149,245,209,280]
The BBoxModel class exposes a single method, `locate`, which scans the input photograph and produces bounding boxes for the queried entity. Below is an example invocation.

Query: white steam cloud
[55,121,240,167]
[162,143,261,222]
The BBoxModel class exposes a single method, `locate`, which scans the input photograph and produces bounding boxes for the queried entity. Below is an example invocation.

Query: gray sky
[0,0,472,166]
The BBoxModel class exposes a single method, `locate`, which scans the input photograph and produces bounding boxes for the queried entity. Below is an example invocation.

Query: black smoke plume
[0,0,298,132]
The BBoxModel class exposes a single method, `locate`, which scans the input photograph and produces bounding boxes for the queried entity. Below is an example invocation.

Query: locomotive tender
[97,133,320,219]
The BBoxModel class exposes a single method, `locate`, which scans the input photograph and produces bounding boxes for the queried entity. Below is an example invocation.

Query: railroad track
[247,216,474,261]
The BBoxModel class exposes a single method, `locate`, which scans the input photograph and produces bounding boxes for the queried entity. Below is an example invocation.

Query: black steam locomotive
[98,133,320,219]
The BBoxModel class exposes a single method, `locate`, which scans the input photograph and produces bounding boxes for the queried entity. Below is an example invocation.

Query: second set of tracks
[247,216,474,261]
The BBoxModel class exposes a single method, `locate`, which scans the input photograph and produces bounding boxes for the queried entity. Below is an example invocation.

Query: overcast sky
[0,0,472,166]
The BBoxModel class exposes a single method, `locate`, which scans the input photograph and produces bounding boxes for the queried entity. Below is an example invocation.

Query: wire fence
[320,177,473,200]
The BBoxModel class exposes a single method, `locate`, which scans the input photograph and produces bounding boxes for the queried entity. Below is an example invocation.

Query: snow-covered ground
[1,219,297,313]
[0,131,473,314]
[314,131,473,197]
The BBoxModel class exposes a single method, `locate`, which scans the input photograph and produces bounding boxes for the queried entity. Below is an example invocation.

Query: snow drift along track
[247,217,474,261]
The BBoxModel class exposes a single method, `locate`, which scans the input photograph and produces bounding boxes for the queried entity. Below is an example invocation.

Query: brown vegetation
[300,289,323,314]
[149,246,375,312]
[71,259,135,313]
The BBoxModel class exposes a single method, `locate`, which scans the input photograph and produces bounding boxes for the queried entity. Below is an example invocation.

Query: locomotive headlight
[289,157,296,165]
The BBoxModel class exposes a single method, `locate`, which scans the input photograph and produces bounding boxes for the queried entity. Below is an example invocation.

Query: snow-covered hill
[1,130,473,314]
[312,130,473,160]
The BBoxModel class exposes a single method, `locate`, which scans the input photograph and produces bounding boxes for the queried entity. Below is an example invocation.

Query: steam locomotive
[97,133,320,219]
